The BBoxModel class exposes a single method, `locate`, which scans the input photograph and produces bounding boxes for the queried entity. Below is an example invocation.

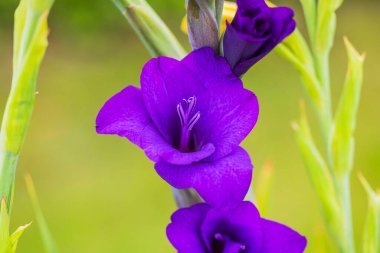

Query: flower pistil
[176,96,201,152]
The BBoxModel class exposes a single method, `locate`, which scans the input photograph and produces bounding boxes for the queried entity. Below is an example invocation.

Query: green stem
[112,0,186,59]
[0,0,53,215]
[0,151,18,214]
[310,23,356,253]
[335,175,356,253]
[313,52,333,155]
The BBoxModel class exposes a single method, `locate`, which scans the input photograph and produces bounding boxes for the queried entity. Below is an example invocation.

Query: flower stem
[335,175,356,253]
[0,152,18,215]
[0,0,53,215]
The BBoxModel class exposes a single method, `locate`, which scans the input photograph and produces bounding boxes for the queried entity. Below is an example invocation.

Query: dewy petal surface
[167,204,209,253]
[261,219,307,253]
[155,147,253,208]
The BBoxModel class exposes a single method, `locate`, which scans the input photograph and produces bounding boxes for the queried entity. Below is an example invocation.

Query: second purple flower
[96,48,259,208]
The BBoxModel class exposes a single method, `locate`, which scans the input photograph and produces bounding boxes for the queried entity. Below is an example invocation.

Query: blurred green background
[0,0,379,252]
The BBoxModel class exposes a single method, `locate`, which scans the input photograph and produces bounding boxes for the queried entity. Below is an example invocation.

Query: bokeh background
[0,0,379,252]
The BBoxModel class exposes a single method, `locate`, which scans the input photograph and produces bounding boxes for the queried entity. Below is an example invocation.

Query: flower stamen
[177,96,200,152]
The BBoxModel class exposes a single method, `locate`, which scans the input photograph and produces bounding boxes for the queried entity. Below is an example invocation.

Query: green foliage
[274,0,367,252]
[0,199,31,253]
[293,104,340,232]
[298,0,316,42]
[25,175,58,253]
[360,175,380,253]
[0,0,54,220]
[329,39,365,175]
[253,161,275,216]
[112,0,186,59]
[275,30,322,114]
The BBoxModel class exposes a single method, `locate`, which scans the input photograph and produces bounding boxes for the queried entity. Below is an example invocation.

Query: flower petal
[195,79,259,161]
[237,0,267,9]
[140,55,204,144]
[96,86,153,146]
[155,147,253,208]
[180,47,241,88]
[142,134,216,165]
[201,202,264,253]
[96,86,213,164]
[141,48,258,161]
[167,204,209,253]
[223,0,296,76]
[223,22,267,74]
[261,219,307,253]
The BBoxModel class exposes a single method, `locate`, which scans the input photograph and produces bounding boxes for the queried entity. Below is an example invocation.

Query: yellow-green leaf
[112,0,186,59]
[360,175,380,253]
[293,103,340,228]
[25,174,58,253]
[329,38,365,175]
[10,223,31,252]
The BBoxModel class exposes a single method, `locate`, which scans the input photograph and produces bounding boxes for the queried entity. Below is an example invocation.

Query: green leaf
[299,0,317,41]
[0,198,31,253]
[0,199,12,253]
[359,175,380,253]
[112,0,186,59]
[329,38,365,175]
[315,0,343,57]
[215,0,224,30]
[269,3,325,120]
[1,0,54,213]
[10,223,31,252]
[293,103,340,228]
[254,161,274,216]
[25,174,58,253]
[275,29,323,114]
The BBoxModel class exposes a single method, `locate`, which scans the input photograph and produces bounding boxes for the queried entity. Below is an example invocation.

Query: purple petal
[141,48,259,161]
[237,0,267,9]
[181,48,259,160]
[96,86,214,164]
[96,86,154,146]
[223,0,296,76]
[223,23,267,77]
[167,204,209,253]
[180,47,240,88]
[261,219,307,253]
[270,7,296,43]
[140,55,204,145]
[195,83,259,161]
[201,202,264,253]
[155,147,253,208]
[143,138,215,165]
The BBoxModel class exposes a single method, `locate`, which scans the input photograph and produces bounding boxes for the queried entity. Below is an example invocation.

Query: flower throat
[176,96,200,152]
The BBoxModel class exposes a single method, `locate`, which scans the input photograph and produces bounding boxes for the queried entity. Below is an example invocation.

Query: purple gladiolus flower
[167,201,307,253]
[222,0,296,76]
[96,48,259,208]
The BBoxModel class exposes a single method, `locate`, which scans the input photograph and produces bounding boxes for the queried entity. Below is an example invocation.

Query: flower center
[212,233,246,253]
[176,96,200,152]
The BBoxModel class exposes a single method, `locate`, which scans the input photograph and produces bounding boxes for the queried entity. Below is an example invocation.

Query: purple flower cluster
[96,48,258,208]
[96,0,305,252]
